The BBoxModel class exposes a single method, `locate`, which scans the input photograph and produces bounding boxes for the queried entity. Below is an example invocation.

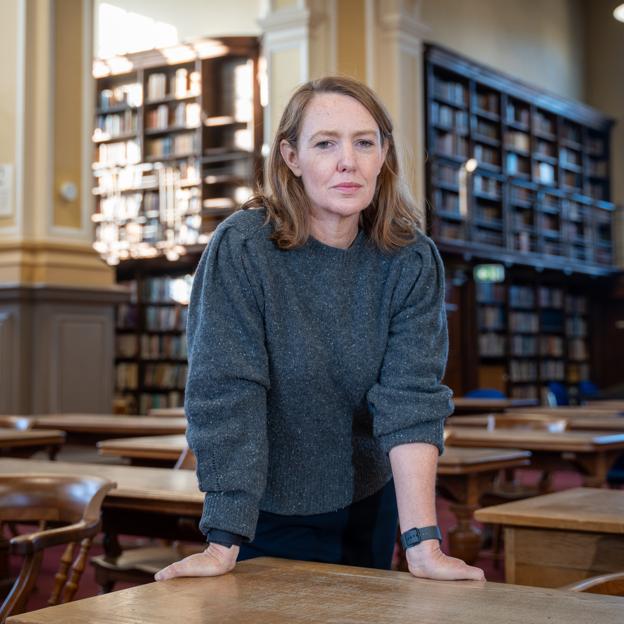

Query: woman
[155,76,484,582]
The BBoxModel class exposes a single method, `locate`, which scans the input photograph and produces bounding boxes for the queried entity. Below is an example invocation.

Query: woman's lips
[333,183,362,190]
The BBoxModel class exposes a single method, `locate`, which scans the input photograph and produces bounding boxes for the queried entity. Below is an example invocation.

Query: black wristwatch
[400,526,442,550]
[206,528,243,548]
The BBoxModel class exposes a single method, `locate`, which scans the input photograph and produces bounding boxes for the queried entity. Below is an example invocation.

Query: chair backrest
[546,381,569,406]
[562,571,624,596]
[486,413,568,433]
[0,474,115,620]
[465,388,507,399]
[0,416,32,431]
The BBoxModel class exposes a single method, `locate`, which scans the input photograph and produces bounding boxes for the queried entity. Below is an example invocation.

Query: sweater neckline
[306,228,366,256]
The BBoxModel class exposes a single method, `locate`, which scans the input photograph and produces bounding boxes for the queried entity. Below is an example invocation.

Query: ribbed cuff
[379,417,445,455]
[199,491,260,542]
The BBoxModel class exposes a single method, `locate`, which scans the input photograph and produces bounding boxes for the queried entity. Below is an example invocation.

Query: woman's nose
[337,145,356,171]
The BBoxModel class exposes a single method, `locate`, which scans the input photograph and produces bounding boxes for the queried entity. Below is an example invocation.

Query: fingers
[154,549,236,581]
[408,551,486,582]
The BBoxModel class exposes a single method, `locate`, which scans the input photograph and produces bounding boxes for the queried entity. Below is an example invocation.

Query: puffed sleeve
[185,222,269,541]
[367,235,453,455]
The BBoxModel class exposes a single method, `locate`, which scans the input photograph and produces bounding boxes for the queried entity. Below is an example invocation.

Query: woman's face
[280,93,388,224]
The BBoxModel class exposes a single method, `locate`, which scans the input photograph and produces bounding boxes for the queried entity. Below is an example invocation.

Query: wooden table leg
[447,502,482,564]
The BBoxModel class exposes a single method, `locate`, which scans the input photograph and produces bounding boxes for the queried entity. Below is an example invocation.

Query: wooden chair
[0,474,115,621]
[480,414,568,565]
[561,572,624,596]
[90,448,203,592]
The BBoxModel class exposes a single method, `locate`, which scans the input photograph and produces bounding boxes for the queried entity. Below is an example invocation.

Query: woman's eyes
[314,139,376,149]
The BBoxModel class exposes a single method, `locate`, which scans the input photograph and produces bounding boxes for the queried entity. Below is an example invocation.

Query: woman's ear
[280,139,302,177]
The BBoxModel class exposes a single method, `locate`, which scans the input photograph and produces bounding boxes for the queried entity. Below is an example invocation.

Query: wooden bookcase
[425,45,617,401]
[425,44,615,276]
[473,278,591,401]
[92,36,262,265]
[93,37,263,413]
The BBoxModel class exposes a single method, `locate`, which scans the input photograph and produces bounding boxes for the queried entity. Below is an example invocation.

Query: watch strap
[400,525,442,550]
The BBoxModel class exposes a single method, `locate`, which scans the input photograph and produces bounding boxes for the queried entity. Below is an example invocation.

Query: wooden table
[0,458,205,559]
[30,414,186,444]
[148,407,185,418]
[452,397,538,414]
[585,400,624,410]
[475,487,624,588]
[450,414,624,432]
[7,557,624,624]
[446,427,624,488]
[97,434,187,465]
[0,428,65,459]
[506,406,624,417]
[96,435,530,564]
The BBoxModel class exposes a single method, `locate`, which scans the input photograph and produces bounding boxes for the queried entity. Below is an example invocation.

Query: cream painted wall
[94,0,262,57]
[0,0,19,228]
[421,0,586,101]
[585,0,624,266]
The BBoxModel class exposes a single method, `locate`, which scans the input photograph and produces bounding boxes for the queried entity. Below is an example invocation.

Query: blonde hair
[242,76,423,251]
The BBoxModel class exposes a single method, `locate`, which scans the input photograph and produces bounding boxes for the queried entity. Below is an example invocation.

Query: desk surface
[445,427,624,452]
[97,434,531,473]
[506,406,624,417]
[450,414,624,432]
[453,397,538,414]
[0,428,65,448]
[31,414,186,436]
[7,557,624,624]
[0,458,202,515]
[474,487,624,534]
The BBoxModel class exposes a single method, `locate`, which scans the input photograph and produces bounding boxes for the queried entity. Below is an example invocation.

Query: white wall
[421,0,586,101]
[94,0,263,58]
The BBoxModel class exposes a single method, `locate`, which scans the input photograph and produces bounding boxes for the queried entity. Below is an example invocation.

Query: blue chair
[465,388,506,399]
[546,381,569,406]
[578,380,600,403]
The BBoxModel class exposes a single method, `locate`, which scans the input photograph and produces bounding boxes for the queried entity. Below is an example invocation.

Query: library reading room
[1,1,624,622]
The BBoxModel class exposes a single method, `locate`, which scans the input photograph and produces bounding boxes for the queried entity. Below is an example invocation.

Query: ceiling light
[614,3,624,22]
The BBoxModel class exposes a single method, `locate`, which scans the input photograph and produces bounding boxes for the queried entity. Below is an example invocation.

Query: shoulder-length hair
[242,75,423,251]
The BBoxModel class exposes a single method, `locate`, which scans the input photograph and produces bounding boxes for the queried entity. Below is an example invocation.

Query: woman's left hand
[405,540,485,581]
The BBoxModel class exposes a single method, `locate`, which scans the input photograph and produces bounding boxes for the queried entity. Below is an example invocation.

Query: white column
[366,0,429,210]
[258,0,337,145]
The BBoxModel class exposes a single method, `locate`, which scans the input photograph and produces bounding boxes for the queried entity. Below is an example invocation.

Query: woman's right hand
[154,543,239,581]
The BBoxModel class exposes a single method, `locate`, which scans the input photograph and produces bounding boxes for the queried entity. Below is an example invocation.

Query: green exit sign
[473,264,505,283]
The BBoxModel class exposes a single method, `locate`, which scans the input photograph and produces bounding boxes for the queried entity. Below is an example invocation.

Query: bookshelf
[474,278,592,402]
[115,271,192,414]
[95,37,262,413]
[92,37,262,266]
[424,44,616,277]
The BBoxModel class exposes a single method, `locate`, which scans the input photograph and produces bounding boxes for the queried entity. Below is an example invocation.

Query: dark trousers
[238,479,399,570]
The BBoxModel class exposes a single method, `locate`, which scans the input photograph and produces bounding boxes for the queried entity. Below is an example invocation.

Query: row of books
[145,133,199,158]
[539,336,564,357]
[116,334,138,358]
[141,276,191,302]
[99,193,143,222]
[95,110,137,139]
[146,68,201,101]
[479,306,505,331]
[511,335,537,356]
[99,82,142,110]
[145,102,201,131]
[475,283,505,304]
[145,306,189,331]
[509,311,539,332]
[478,333,505,357]
[116,363,138,390]
[117,303,139,330]
[431,102,468,132]
[97,140,141,166]
[144,363,188,388]
[139,391,183,414]
[141,334,188,360]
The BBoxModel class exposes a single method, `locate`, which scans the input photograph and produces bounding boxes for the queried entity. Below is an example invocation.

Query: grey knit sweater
[185,208,453,541]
